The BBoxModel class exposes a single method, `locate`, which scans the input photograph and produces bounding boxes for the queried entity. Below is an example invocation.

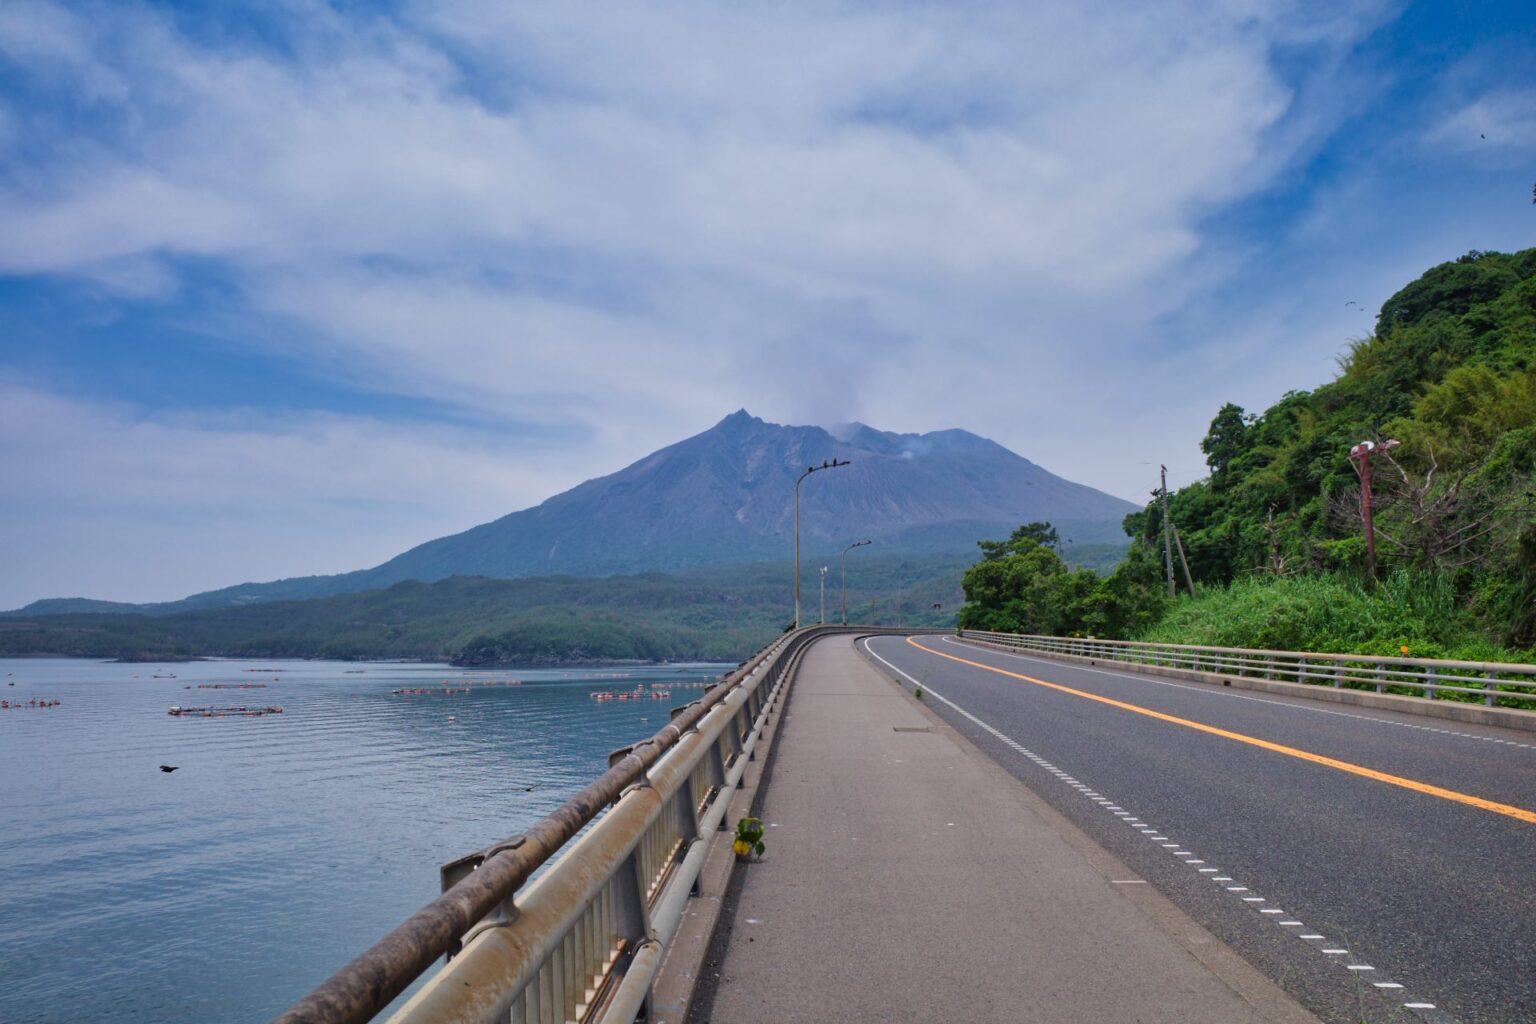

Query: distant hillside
[6,412,1134,616]
[0,554,971,664]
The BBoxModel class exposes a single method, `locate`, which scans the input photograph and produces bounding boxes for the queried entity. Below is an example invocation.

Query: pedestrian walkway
[691,635,1320,1024]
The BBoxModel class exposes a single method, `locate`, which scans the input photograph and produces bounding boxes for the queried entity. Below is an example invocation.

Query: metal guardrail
[274,625,910,1024]
[959,631,1536,708]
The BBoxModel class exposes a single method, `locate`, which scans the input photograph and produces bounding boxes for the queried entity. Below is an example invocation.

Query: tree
[959,539,1068,633]
[1201,403,1249,482]
[977,522,1058,561]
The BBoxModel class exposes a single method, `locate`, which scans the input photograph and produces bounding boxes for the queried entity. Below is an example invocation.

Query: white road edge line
[864,635,1461,1023]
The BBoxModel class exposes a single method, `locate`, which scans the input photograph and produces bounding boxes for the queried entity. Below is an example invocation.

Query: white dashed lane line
[861,637,1461,1024]
[943,635,1535,753]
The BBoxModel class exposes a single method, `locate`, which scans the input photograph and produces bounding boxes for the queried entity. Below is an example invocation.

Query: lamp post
[819,566,829,624]
[1349,439,1399,579]
[840,539,871,624]
[794,458,851,628]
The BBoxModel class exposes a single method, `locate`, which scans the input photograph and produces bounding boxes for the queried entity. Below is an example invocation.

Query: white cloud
[1426,87,1536,155]
[0,380,584,605]
[0,0,1414,602]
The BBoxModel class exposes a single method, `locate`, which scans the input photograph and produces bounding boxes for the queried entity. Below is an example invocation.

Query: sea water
[0,657,730,1023]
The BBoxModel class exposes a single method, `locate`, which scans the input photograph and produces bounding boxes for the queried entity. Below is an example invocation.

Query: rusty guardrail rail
[274,625,916,1024]
[959,630,1536,707]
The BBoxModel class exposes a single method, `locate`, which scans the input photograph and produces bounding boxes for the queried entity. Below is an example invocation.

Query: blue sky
[2,0,1534,607]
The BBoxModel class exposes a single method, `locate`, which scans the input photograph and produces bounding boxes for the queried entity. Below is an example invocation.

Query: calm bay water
[0,657,730,1024]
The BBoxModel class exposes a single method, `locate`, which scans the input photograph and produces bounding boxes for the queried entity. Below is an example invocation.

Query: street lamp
[819,566,829,625]
[794,458,850,628]
[1349,438,1400,579]
[840,539,871,624]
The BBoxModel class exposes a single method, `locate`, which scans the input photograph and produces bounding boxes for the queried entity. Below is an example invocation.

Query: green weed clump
[1140,572,1466,655]
[1137,572,1536,706]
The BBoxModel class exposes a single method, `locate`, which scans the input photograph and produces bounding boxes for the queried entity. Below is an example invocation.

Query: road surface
[860,634,1536,1024]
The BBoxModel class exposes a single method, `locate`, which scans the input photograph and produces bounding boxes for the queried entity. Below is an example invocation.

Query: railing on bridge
[274,625,910,1024]
[959,630,1536,708]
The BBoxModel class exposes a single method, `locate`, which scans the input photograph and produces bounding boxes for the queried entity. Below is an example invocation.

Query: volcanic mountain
[8,411,1137,614]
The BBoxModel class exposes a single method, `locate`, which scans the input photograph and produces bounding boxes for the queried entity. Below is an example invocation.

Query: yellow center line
[904,636,1536,826]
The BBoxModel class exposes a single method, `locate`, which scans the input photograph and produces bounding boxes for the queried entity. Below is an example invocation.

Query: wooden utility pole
[1171,520,1196,597]
[1159,465,1176,598]
[1359,448,1377,578]
[1266,505,1282,575]
[1348,440,1399,580]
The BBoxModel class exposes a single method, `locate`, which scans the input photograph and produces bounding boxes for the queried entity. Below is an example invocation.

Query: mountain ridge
[6,411,1134,615]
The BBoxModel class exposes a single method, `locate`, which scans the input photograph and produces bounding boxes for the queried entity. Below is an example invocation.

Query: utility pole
[1171,520,1196,597]
[1159,465,1176,599]
[1349,439,1399,579]
[1266,505,1282,575]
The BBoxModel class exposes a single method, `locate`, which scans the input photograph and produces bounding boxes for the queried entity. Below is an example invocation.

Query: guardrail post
[708,735,728,790]
[737,706,755,762]
[1486,676,1498,707]
[1332,662,1342,689]
[675,779,700,846]
[612,850,653,1019]
[1375,663,1385,694]
[723,713,743,761]
[1424,666,1437,700]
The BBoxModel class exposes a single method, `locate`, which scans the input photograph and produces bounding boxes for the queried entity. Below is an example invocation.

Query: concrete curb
[961,637,1536,734]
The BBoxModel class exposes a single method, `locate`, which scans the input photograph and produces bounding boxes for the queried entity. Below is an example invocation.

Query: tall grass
[1139,571,1535,665]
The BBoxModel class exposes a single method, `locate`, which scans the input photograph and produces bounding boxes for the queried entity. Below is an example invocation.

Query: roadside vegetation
[960,247,1536,667]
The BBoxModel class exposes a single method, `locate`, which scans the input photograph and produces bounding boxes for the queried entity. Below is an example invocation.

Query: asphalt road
[860,634,1536,1024]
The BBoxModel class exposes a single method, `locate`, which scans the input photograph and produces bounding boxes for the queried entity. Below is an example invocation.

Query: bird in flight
[159,765,179,773]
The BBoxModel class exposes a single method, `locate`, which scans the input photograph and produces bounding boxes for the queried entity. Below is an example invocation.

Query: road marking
[944,635,1535,753]
[908,637,1536,826]
[859,637,1459,1022]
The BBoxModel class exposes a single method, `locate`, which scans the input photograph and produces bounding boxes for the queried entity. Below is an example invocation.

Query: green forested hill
[0,554,968,664]
[961,248,1536,659]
